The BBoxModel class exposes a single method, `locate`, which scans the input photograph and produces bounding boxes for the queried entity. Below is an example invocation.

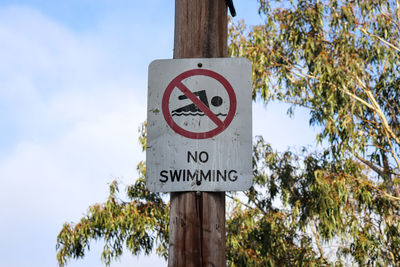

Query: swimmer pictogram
[171,90,226,117]
[162,69,237,139]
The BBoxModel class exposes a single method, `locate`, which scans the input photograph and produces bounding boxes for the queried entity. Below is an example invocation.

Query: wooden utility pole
[168,0,227,266]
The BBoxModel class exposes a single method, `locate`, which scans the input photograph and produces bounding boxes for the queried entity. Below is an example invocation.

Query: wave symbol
[172,111,227,117]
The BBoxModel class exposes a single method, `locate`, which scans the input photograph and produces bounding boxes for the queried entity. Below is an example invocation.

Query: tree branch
[226,193,269,217]
[397,0,400,29]
[359,27,400,53]
[344,173,400,201]
[354,152,384,177]
[356,78,400,170]
[310,217,324,259]
[340,84,375,111]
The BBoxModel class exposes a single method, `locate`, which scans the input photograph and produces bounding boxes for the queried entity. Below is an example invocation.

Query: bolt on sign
[146,58,252,192]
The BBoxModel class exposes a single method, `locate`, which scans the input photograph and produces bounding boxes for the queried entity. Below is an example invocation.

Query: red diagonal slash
[175,81,224,127]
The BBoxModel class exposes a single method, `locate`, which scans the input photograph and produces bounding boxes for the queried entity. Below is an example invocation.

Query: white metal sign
[146,58,252,192]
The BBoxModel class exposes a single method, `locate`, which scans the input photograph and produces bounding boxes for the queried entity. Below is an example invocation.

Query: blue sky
[0,1,318,266]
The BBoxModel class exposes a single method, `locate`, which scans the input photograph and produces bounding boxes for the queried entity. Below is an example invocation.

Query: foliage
[57,0,400,266]
[56,126,169,266]
[230,0,400,177]
[228,0,400,265]
[56,179,169,266]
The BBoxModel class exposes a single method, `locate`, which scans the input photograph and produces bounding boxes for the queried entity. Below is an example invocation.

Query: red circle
[162,69,237,139]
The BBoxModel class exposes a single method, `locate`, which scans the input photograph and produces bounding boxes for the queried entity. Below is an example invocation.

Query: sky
[0,1,318,267]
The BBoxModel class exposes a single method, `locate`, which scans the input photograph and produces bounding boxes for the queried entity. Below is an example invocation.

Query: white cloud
[0,6,98,89]
[0,92,145,217]
[0,5,153,267]
[253,99,318,151]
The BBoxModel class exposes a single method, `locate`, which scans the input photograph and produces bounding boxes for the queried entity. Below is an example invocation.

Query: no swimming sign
[146,58,252,192]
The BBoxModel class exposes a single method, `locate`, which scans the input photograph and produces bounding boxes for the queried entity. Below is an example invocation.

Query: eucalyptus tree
[57,1,400,266]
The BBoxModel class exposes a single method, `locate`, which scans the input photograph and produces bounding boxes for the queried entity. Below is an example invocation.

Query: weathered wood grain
[168,0,227,266]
